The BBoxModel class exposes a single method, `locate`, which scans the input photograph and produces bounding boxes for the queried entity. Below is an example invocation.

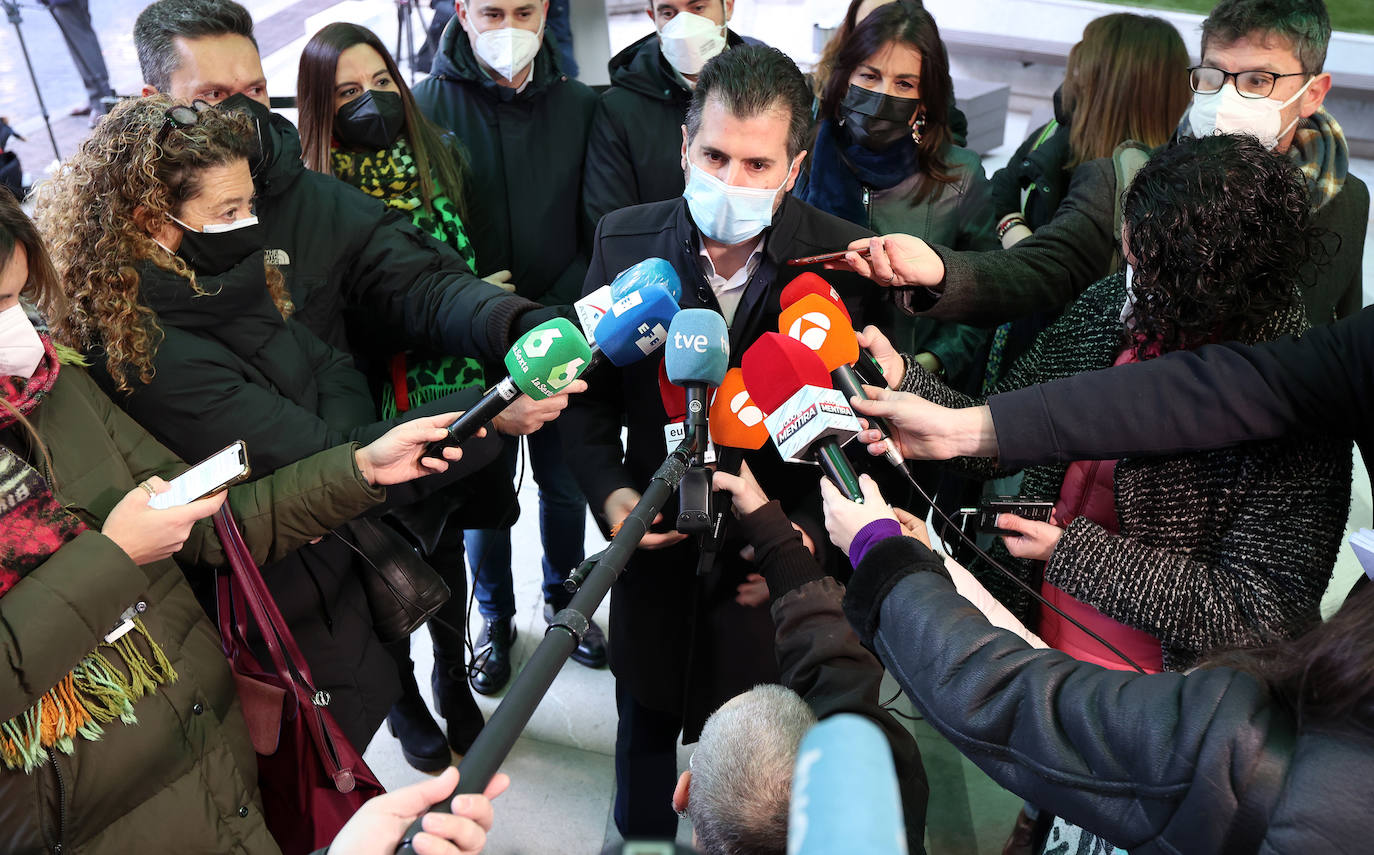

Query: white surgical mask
[659,12,727,77]
[0,304,45,380]
[1120,265,1137,329]
[683,160,788,246]
[1188,76,1314,151]
[473,24,543,82]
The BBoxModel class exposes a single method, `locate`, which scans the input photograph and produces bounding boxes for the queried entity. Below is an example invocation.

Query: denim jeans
[465,422,587,622]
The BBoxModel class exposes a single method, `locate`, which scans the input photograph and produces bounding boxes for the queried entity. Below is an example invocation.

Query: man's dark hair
[1201,0,1331,73]
[686,45,812,160]
[134,0,259,93]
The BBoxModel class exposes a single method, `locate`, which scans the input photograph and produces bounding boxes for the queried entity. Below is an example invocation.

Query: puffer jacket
[245,106,544,370]
[900,274,1352,669]
[580,30,750,235]
[0,367,387,854]
[844,536,1374,854]
[413,22,597,308]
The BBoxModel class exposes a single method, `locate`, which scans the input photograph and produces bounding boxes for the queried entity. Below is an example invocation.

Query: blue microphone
[593,282,680,367]
[665,308,728,445]
[665,309,728,532]
[610,257,683,303]
[789,715,908,855]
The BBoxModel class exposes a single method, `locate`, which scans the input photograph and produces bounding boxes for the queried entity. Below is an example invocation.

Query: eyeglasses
[154,100,211,146]
[1188,66,1311,99]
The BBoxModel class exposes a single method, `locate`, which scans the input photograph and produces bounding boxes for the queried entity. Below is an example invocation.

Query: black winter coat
[88,257,501,748]
[581,31,749,235]
[413,25,597,307]
[560,195,881,736]
[845,537,1374,854]
[987,87,1074,230]
[916,151,1368,329]
[249,109,542,367]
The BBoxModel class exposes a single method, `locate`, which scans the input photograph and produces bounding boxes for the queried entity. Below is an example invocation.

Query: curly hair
[1122,133,1325,359]
[33,94,291,393]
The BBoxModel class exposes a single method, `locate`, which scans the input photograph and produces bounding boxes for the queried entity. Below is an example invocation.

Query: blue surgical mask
[682,161,790,246]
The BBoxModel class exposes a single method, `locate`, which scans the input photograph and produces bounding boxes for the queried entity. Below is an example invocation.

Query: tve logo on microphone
[672,330,728,355]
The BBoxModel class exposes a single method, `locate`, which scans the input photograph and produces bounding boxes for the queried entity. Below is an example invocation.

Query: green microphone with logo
[423,318,593,459]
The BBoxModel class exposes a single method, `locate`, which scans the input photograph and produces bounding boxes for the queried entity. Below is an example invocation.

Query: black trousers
[613,680,681,840]
[44,0,112,106]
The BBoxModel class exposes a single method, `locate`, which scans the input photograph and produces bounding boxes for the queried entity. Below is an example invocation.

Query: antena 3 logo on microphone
[764,386,861,463]
[504,318,594,399]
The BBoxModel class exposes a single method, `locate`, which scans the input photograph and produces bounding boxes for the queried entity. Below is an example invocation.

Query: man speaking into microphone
[561,44,884,840]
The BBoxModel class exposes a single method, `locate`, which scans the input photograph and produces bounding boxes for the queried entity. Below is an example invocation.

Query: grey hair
[134,0,259,93]
[689,685,818,855]
[1201,0,1331,73]
[685,45,813,161]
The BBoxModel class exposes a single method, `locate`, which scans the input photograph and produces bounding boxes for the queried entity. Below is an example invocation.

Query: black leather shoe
[385,670,450,773]
[544,602,608,669]
[469,617,515,696]
[431,659,486,755]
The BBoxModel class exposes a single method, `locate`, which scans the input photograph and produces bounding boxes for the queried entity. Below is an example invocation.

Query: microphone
[610,256,683,302]
[589,282,679,367]
[779,271,850,319]
[665,309,729,534]
[657,359,687,424]
[779,294,907,471]
[425,318,592,456]
[576,260,683,346]
[700,367,770,553]
[778,273,889,389]
[741,333,864,501]
[789,715,908,855]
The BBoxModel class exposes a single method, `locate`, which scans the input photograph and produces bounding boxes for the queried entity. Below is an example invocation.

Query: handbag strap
[211,506,365,792]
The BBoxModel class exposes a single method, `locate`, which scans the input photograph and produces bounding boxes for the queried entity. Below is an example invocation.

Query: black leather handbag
[342,517,450,643]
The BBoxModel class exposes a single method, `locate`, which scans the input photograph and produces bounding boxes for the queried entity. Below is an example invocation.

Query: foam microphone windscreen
[740,332,833,415]
[779,293,860,372]
[789,715,907,855]
[779,272,851,321]
[664,308,729,387]
[594,283,679,367]
[709,368,769,450]
[658,360,686,423]
[609,257,683,303]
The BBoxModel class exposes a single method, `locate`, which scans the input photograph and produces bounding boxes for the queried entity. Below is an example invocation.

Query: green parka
[0,367,387,854]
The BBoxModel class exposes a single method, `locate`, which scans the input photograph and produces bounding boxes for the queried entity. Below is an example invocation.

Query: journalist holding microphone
[0,192,501,854]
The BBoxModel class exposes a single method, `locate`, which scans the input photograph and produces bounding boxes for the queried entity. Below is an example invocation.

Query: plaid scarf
[0,330,176,772]
[1288,106,1348,211]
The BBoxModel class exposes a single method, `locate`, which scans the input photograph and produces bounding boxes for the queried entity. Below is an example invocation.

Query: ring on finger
[138,480,156,498]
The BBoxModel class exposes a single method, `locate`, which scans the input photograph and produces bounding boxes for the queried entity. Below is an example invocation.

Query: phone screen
[149,442,249,510]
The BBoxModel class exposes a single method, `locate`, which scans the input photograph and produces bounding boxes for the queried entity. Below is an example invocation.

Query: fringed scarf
[0,330,177,772]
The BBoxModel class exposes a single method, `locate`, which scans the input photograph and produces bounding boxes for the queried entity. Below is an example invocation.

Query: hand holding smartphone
[148,441,251,510]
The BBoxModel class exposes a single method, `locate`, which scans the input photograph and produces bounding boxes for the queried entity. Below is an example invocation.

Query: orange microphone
[709,367,769,470]
[778,295,907,471]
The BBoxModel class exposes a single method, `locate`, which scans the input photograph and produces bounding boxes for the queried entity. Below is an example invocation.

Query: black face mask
[838,84,920,152]
[218,93,274,178]
[334,89,406,151]
[175,218,266,278]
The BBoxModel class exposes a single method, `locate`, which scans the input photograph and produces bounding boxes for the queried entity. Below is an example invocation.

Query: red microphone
[779,295,906,471]
[658,359,686,423]
[741,333,863,501]
[779,272,852,321]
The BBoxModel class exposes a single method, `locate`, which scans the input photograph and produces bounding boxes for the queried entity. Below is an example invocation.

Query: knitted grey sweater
[900,274,1353,670]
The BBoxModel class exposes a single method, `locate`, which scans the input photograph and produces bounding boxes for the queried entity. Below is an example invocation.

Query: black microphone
[664,309,729,534]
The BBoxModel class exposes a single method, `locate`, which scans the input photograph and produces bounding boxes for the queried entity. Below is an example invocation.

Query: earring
[912,113,925,145]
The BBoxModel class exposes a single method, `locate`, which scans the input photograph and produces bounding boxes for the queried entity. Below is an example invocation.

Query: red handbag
[213,506,385,855]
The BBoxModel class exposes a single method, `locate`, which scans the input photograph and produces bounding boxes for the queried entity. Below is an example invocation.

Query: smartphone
[149,441,251,510]
[960,497,1056,536]
[786,247,871,267]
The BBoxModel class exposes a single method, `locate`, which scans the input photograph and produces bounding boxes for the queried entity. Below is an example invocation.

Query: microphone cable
[885,458,1149,676]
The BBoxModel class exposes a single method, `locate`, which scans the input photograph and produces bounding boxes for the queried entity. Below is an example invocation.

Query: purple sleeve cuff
[849,518,903,566]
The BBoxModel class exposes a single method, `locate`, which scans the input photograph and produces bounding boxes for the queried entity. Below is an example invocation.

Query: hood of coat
[253,109,307,199]
[430,15,570,100]
[137,251,316,401]
[607,29,748,103]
